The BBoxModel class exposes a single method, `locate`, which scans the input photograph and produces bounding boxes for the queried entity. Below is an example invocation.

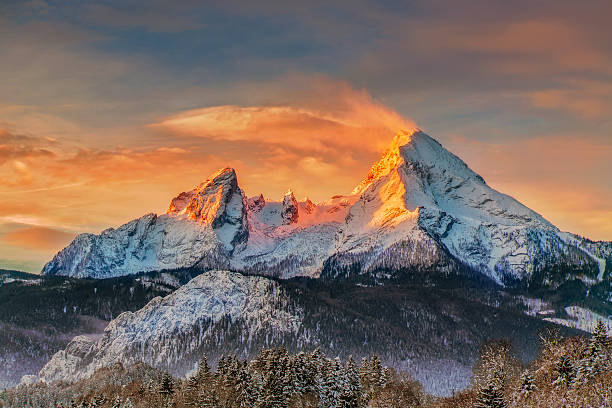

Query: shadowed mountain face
[42,130,610,291]
[27,270,583,396]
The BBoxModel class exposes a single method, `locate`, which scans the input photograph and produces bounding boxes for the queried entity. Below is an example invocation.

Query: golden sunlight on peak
[351,129,417,196]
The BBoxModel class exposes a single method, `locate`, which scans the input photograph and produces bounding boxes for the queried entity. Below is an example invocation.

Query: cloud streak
[154,79,414,154]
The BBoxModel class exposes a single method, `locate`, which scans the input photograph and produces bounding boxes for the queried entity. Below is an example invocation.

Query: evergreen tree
[235,366,258,408]
[111,395,122,408]
[370,355,387,389]
[317,358,337,408]
[198,386,220,408]
[576,320,610,384]
[184,375,200,406]
[518,370,535,397]
[553,354,574,387]
[475,377,507,408]
[339,356,360,408]
[158,373,174,399]
[592,319,609,347]
[359,357,373,404]
[197,355,211,379]
[254,348,291,408]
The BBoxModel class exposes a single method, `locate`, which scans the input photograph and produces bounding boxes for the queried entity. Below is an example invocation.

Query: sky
[0,0,611,272]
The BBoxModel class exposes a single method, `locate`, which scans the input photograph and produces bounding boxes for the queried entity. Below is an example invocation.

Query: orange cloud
[1,226,76,251]
[529,79,612,118]
[153,79,415,154]
[0,128,57,166]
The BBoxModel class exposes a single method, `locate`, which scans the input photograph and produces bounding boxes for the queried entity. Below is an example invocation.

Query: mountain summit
[43,130,610,288]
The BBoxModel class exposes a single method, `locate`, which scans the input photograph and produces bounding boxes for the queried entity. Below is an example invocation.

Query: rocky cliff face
[167,167,249,252]
[281,190,299,225]
[42,130,610,289]
[36,271,302,384]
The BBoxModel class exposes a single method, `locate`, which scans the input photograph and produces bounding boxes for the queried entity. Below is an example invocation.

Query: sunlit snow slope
[43,130,610,288]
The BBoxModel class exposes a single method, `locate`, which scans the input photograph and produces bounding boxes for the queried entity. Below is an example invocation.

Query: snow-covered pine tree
[292,352,310,396]
[359,356,373,404]
[281,358,297,404]
[592,319,609,345]
[339,356,361,408]
[255,348,291,408]
[158,372,175,407]
[317,358,337,408]
[553,354,575,387]
[196,355,212,382]
[517,370,535,397]
[235,365,258,408]
[474,376,507,408]
[576,319,610,384]
[370,355,387,389]
[183,375,199,406]
[111,395,122,408]
[332,357,347,407]
[198,386,220,408]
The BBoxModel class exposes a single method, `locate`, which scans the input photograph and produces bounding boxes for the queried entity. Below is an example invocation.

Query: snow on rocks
[33,270,303,384]
[42,130,611,288]
[281,190,299,225]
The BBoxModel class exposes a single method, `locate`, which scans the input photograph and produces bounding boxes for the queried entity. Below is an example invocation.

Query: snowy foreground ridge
[42,130,610,288]
[30,271,302,385]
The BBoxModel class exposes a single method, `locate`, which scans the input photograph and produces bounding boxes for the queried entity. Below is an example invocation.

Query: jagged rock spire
[281,189,299,224]
[167,167,248,251]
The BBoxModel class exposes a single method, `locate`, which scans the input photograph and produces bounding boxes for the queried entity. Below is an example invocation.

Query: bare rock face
[247,194,266,212]
[303,198,316,214]
[281,190,299,225]
[167,167,249,253]
[168,167,247,231]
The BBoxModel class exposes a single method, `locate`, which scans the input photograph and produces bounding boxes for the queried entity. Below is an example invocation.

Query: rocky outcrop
[35,271,302,384]
[281,190,299,224]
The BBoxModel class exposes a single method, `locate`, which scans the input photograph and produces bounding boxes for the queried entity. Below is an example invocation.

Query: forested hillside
[0,268,203,388]
[2,322,609,408]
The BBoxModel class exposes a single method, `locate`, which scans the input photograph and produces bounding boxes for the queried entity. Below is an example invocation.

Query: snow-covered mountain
[42,130,610,288]
[34,270,302,384]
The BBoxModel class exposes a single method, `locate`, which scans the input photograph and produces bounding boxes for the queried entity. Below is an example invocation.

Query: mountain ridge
[41,130,610,290]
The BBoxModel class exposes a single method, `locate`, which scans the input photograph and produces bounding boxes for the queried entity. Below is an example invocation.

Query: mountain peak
[281,189,299,224]
[166,166,248,245]
[351,130,416,195]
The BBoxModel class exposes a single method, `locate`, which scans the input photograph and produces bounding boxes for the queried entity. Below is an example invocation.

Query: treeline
[1,322,610,408]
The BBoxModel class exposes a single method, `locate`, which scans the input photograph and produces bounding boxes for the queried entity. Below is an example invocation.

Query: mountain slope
[41,130,610,290]
[32,270,580,395]
[328,131,608,288]
[42,168,243,278]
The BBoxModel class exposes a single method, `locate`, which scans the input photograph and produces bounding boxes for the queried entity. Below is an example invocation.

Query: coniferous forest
[1,321,610,408]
